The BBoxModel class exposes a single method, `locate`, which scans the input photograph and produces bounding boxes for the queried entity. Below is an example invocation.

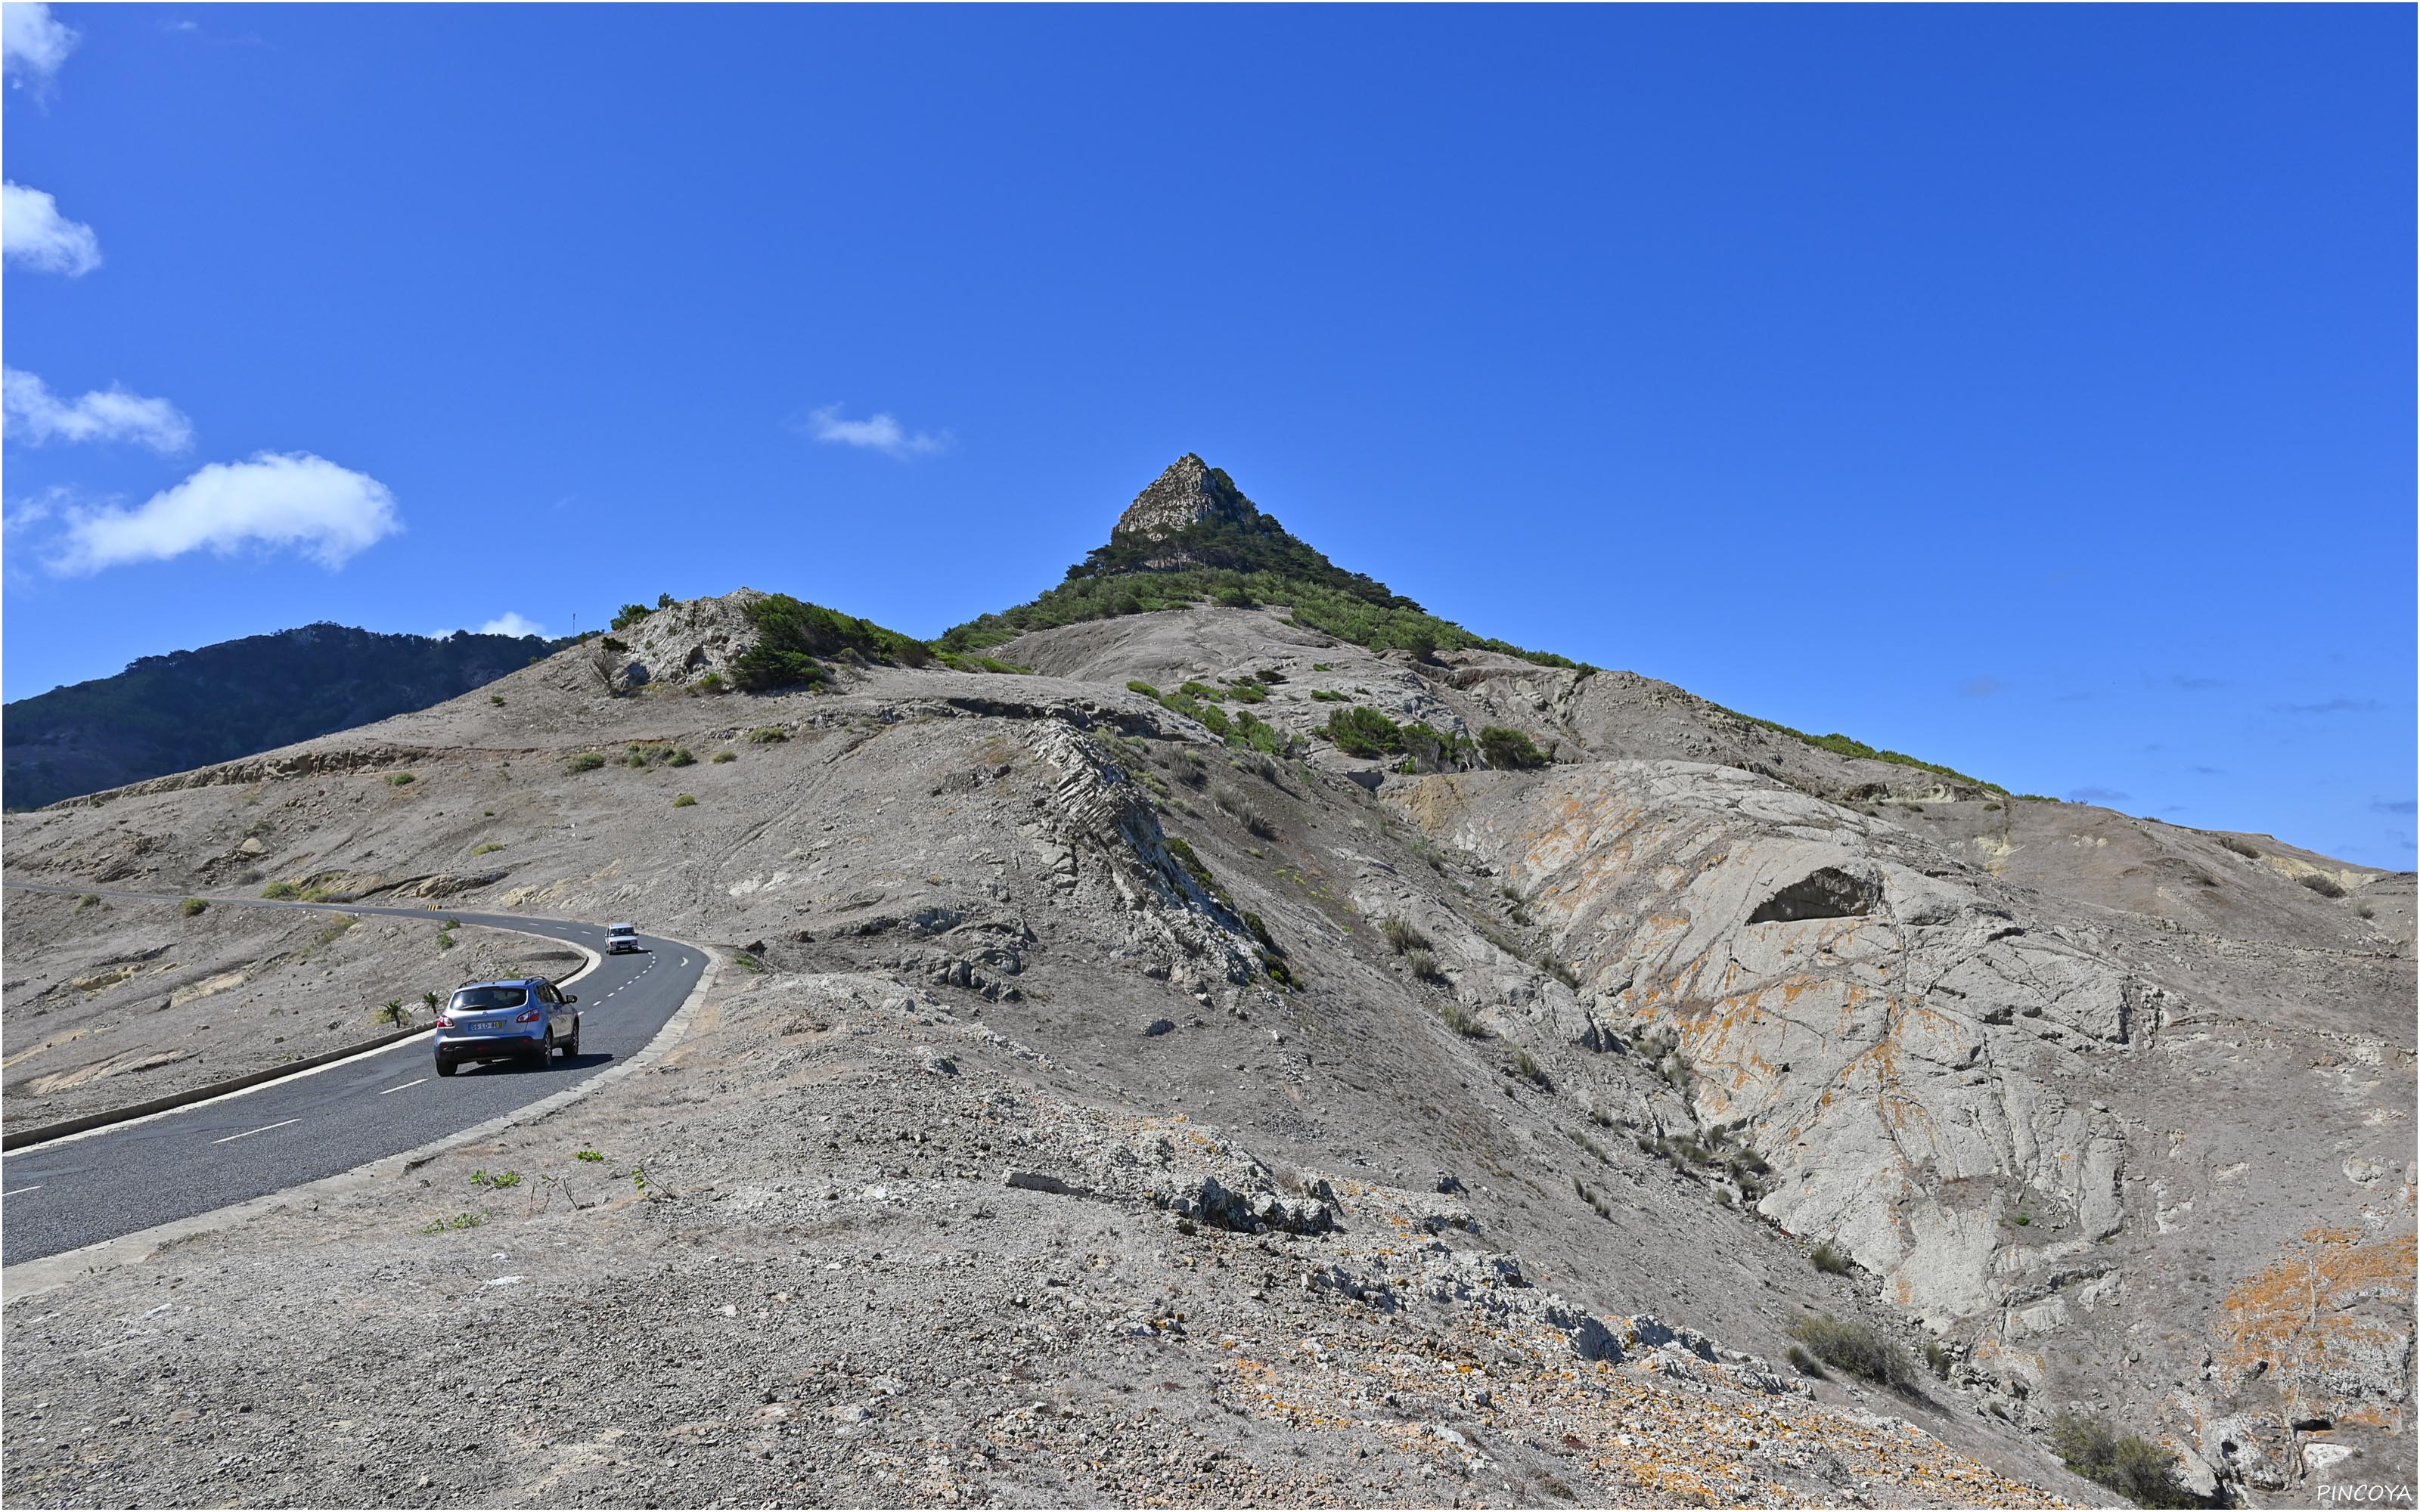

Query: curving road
[0,888,704,1268]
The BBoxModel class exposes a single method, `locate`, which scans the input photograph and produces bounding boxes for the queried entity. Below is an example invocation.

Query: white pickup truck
[604,922,641,955]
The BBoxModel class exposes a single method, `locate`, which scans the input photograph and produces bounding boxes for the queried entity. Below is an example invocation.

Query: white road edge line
[0,903,602,1157]
[211,1118,301,1146]
[2,1186,41,1198]
[378,1079,428,1096]
[2,946,725,1306]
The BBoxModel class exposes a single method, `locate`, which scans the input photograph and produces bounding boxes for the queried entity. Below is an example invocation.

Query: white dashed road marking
[2,1186,42,1198]
[379,1078,428,1095]
[211,1117,301,1146]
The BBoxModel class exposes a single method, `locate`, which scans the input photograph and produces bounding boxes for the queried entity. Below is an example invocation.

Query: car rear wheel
[436,1058,458,1077]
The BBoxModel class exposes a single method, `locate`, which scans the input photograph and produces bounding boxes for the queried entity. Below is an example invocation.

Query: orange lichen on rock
[2217,1227,2417,1419]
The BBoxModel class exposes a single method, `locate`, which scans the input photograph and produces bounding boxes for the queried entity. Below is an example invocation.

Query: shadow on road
[448,1051,615,1078]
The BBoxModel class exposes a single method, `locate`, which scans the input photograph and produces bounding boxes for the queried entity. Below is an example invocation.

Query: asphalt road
[0,888,703,1268]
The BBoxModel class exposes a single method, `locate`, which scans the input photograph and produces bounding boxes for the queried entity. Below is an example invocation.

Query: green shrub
[1228,709,1286,756]
[1810,1243,1852,1275]
[262,881,302,900]
[932,650,1032,674]
[471,842,504,857]
[387,772,416,786]
[175,897,207,917]
[672,794,697,808]
[936,496,1592,673]
[2049,1412,2199,1508]
[375,999,411,1028]
[1787,1314,1922,1393]
[1161,838,1233,911]
[1126,680,1161,698]
[566,752,607,773]
[610,602,656,631]
[2218,835,2260,858]
[1403,947,1444,983]
[1478,726,1550,770]
[1310,689,1347,702]
[1326,706,1406,758]
[1325,706,1476,770]
[693,671,726,694]
[1714,704,2006,794]
[1440,1002,1488,1038]
[489,694,505,706]
[1785,1346,1828,1380]
[666,748,697,767]
[1381,916,1432,954]
[747,727,787,744]
[1511,1047,1547,1086]
[731,594,930,692]
[1157,690,1231,739]
[2299,872,2347,900]
[711,750,737,763]
[1924,1340,1952,1379]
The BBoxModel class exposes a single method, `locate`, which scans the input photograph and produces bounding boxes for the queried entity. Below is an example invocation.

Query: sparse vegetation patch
[1787,1313,1922,1393]
[731,594,932,692]
[2049,1411,2200,1508]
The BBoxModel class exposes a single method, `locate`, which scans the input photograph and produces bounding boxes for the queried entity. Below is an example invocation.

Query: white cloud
[3,181,101,274]
[2,486,64,534]
[799,403,947,460]
[52,451,400,574]
[4,367,194,451]
[476,612,546,638]
[3,3,78,88]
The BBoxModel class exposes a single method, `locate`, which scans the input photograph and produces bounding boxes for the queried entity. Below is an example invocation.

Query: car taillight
[516,1008,543,1023]
[436,1015,451,1028]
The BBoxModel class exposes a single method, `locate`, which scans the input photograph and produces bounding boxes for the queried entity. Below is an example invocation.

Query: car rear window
[451,985,529,1012]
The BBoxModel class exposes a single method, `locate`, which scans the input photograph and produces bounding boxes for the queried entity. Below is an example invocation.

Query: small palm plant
[376,999,412,1028]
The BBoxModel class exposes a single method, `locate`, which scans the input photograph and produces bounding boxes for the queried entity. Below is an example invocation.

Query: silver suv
[604,923,641,954]
[434,978,579,1076]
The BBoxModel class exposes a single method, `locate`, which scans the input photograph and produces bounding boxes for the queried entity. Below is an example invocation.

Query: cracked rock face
[1396,761,2144,1322]
[599,588,769,692]
[1112,454,1259,544]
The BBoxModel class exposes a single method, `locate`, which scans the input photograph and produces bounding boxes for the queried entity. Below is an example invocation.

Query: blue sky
[4,5,2411,864]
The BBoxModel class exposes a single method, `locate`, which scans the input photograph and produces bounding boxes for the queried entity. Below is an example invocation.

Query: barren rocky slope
[2,891,580,1132]
[3,457,2409,1508]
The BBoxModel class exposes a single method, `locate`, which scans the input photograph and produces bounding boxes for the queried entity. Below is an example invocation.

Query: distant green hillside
[3,624,558,808]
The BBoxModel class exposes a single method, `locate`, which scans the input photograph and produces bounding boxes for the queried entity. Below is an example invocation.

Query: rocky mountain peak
[1112,454,1259,542]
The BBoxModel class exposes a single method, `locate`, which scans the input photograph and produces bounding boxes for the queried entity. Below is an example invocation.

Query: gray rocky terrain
[3,892,578,1134]
[2,457,2409,1508]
